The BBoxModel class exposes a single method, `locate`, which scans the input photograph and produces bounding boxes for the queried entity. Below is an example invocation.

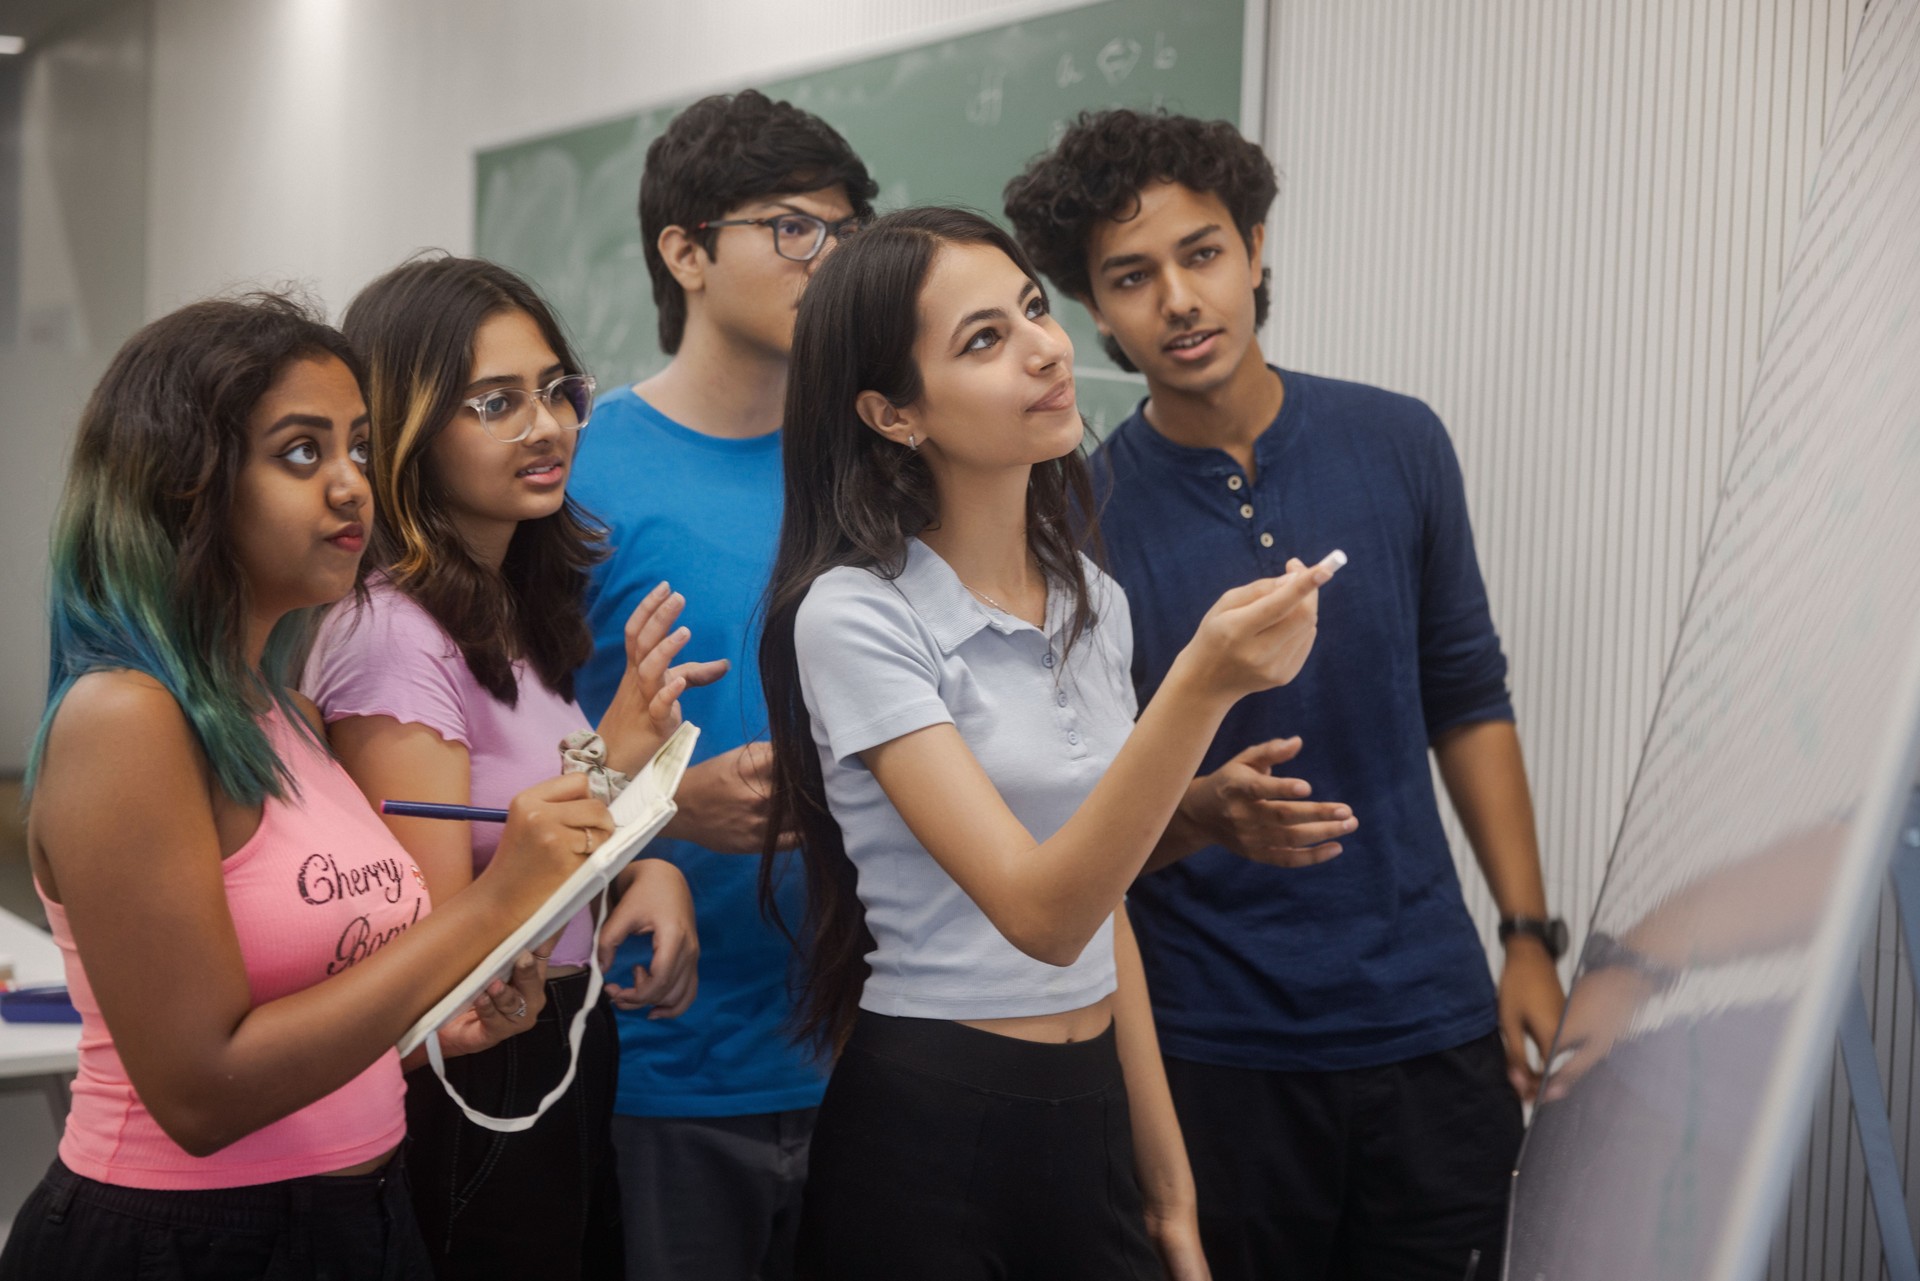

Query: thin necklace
[961,582,1009,612]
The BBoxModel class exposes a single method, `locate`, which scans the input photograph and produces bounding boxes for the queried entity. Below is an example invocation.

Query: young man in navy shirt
[1006,110,1566,1281]
[571,91,875,1281]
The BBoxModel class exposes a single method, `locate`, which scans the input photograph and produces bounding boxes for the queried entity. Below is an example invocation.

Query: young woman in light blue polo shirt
[758,207,1342,1280]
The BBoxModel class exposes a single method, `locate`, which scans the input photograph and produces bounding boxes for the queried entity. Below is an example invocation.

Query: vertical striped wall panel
[1260,3,1905,1276]
[1263,0,1860,966]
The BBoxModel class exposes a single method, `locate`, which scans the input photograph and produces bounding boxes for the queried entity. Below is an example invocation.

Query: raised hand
[1178,552,1344,702]
[598,582,732,776]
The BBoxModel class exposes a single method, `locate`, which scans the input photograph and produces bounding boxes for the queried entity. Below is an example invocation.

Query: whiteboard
[1507,2,1920,1278]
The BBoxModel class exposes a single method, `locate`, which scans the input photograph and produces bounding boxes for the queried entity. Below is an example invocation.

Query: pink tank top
[40,704,431,1189]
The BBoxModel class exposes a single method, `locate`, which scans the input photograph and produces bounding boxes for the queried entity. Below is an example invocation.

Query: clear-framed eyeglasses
[460,373,597,443]
[695,212,866,262]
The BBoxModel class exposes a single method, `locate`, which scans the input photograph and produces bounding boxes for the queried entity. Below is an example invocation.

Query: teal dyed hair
[26,294,365,807]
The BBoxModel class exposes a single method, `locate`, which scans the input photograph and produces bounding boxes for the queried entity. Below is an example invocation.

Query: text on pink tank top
[41,704,431,1189]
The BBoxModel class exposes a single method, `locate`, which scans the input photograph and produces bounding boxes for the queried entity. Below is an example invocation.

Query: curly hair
[640,90,879,355]
[1003,109,1278,371]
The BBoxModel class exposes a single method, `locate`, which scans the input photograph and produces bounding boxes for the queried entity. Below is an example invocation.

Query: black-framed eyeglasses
[696,212,865,262]
[460,373,597,443]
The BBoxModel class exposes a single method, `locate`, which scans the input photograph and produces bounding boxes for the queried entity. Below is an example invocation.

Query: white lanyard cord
[422,889,609,1133]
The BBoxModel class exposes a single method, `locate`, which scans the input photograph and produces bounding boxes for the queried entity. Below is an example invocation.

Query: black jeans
[1166,1030,1525,1281]
[796,1010,1164,1281]
[403,968,623,1281]
[0,1152,431,1280]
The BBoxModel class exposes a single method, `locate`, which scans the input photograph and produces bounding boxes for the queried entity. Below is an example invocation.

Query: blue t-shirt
[571,387,825,1117]
[1092,368,1508,1072]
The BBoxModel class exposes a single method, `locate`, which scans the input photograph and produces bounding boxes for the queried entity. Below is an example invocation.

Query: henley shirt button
[1055,691,1068,707]
[1259,532,1275,548]
[1067,731,1080,745]
[1042,650,1056,668]
[1227,475,1244,491]
[1239,503,1254,519]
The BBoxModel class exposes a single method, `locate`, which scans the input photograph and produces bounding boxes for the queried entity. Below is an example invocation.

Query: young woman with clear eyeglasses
[303,254,725,1280]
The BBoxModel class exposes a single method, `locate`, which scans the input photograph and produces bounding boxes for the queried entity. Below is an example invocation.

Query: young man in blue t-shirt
[570,91,875,1281]
[1006,111,1566,1280]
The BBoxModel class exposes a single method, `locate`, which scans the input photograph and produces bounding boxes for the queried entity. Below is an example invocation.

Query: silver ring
[510,996,528,1020]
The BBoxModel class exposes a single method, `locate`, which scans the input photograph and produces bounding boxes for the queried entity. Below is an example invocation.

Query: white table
[0,906,77,1121]
[0,907,76,1243]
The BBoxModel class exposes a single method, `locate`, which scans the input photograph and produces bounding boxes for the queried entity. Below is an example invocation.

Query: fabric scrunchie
[559,730,633,803]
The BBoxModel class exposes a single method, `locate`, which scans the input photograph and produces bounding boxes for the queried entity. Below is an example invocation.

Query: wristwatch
[1498,914,1569,961]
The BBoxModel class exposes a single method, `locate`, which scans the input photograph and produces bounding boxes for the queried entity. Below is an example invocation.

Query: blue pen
[381,800,510,823]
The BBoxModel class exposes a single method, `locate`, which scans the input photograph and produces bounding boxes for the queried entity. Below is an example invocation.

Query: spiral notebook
[396,721,699,1058]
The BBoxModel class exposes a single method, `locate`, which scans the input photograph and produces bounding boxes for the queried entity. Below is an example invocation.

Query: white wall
[0,0,151,772]
[1265,0,1861,970]
[144,0,1093,317]
[0,0,1098,770]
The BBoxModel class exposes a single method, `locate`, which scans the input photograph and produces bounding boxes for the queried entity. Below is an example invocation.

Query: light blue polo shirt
[793,538,1134,1019]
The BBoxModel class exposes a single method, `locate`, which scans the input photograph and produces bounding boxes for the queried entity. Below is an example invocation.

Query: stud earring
[907,433,917,450]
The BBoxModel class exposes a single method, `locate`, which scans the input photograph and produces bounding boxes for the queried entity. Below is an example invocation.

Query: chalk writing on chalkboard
[475,0,1248,437]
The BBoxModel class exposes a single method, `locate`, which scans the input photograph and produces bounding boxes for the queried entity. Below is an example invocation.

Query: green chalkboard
[474,0,1246,436]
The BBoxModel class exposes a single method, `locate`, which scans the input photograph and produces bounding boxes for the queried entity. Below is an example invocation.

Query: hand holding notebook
[402,722,700,1132]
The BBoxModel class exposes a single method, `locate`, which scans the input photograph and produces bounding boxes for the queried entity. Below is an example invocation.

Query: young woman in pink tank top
[0,295,641,1280]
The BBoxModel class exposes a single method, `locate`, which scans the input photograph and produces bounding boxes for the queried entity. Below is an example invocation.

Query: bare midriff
[958,992,1115,1044]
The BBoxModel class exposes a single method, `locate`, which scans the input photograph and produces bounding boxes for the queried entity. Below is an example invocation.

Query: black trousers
[611,1107,815,1281]
[403,968,623,1281]
[1166,1030,1524,1281]
[796,1010,1164,1281]
[0,1153,431,1280]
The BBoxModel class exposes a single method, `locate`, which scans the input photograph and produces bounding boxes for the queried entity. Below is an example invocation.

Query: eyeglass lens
[476,375,594,441]
[769,214,862,262]
[772,215,828,262]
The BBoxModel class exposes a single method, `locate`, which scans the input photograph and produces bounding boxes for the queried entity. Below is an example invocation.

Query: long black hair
[759,207,1101,1054]
[342,253,604,705]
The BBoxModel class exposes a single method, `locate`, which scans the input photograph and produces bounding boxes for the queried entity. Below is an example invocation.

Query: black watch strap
[1498,914,1569,961]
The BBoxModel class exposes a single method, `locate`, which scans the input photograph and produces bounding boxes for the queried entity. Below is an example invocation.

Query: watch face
[1504,916,1570,960]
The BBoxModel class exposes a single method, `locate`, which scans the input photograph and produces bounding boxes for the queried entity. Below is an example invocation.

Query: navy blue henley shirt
[1092,367,1511,1071]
